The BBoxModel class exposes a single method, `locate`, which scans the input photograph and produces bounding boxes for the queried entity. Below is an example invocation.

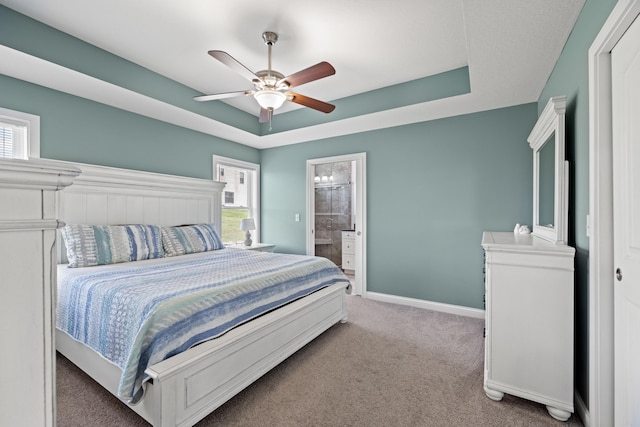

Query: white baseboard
[575,390,589,427]
[364,291,485,319]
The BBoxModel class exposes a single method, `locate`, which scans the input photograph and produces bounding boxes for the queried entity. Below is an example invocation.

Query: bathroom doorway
[306,153,366,296]
[313,161,353,267]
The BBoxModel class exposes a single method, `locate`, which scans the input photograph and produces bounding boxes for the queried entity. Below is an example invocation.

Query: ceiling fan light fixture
[254,89,287,110]
[200,32,335,120]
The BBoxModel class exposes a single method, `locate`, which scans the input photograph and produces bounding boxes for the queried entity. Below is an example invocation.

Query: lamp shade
[254,90,286,110]
[240,218,256,231]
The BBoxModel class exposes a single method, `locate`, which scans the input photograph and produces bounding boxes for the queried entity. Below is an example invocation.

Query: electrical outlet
[295,213,300,222]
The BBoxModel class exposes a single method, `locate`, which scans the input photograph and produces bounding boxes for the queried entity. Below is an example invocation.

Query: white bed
[54,162,349,427]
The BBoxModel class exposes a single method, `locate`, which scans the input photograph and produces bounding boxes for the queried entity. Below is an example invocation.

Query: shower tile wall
[314,161,352,267]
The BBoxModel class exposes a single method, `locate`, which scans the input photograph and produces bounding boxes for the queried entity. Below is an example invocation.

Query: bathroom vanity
[341,230,355,273]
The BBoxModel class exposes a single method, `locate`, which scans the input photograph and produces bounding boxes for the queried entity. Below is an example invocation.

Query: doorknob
[356,231,361,236]
[616,268,623,282]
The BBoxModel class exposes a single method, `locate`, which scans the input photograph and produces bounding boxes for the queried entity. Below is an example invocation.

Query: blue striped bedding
[56,248,350,403]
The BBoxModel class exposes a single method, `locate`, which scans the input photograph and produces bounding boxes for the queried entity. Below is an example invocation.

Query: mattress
[56,247,350,403]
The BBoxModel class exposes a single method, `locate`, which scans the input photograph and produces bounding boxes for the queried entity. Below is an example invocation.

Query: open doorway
[306,153,366,296]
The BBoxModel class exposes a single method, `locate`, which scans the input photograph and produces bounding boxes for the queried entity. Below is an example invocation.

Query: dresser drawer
[342,239,355,254]
[342,231,356,240]
[342,254,355,270]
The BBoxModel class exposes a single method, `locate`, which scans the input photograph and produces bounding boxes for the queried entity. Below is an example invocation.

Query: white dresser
[481,231,575,421]
[341,230,355,272]
[0,159,80,427]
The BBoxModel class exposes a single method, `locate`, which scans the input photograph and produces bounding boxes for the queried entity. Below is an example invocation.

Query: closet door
[612,14,640,426]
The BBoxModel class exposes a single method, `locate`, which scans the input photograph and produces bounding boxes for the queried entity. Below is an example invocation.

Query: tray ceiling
[0,0,585,148]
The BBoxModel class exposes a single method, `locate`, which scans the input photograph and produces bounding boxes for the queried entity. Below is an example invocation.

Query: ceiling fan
[194,31,336,124]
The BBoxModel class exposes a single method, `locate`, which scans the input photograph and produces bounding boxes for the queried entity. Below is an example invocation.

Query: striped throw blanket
[56,248,350,403]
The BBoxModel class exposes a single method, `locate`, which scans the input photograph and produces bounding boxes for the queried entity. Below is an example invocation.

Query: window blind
[0,119,27,159]
[0,125,14,158]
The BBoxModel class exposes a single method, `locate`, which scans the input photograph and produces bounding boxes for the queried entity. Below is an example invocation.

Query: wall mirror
[527,96,568,244]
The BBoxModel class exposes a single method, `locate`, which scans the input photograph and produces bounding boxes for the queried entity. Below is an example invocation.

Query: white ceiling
[1,0,585,148]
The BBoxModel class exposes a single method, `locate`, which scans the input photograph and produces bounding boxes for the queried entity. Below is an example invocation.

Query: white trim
[306,153,367,297]
[0,45,256,145]
[55,160,219,194]
[575,390,590,427]
[212,155,260,243]
[0,157,79,190]
[365,291,485,319]
[588,1,640,426]
[0,219,62,231]
[0,106,40,159]
[1,44,524,150]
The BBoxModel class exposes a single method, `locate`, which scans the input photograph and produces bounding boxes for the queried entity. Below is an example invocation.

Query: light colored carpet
[56,295,583,426]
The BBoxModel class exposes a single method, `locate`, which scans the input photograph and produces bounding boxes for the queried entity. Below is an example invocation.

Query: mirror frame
[527,96,568,244]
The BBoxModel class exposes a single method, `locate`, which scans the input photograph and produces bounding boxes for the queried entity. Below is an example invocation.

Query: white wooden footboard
[57,282,348,427]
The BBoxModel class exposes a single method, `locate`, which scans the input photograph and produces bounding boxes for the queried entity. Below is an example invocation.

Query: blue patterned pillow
[161,224,224,257]
[61,224,164,268]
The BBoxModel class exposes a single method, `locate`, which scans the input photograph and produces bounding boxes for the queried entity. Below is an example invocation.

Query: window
[213,156,260,245]
[0,125,16,158]
[0,107,40,159]
[224,191,235,204]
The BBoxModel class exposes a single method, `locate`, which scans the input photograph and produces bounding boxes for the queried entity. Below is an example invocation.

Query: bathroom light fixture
[240,218,256,246]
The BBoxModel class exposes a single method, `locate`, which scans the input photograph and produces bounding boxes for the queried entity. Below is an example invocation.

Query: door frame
[589,1,640,425]
[306,153,367,297]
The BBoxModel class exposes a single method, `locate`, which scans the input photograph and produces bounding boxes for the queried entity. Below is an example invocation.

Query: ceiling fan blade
[259,108,271,123]
[278,62,336,89]
[286,92,335,113]
[193,90,253,102]
[208,50,260,83]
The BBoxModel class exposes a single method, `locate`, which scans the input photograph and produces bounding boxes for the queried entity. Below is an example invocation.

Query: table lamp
[240,218,256,246]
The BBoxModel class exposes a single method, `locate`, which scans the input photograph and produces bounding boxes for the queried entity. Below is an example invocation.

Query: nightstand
[229,243,276,252]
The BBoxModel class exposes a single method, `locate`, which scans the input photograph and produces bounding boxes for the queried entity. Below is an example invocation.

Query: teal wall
[0,5,260,134]
[0,6,259,178]
[261,104,537,309]
[261,66,471,134]
[537,0,618,407]
[0,74,258,178]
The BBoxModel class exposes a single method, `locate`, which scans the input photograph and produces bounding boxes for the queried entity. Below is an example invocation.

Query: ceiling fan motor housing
[262,31,278,46]
[254,70,287,91]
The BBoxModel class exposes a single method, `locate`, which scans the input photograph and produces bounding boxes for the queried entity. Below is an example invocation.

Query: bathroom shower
[313,161,354,268]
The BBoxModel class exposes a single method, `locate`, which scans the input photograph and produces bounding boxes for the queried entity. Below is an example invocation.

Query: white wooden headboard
[56,161,225,263]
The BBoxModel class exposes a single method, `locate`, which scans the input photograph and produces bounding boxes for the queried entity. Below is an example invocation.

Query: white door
[612,14,640,427]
